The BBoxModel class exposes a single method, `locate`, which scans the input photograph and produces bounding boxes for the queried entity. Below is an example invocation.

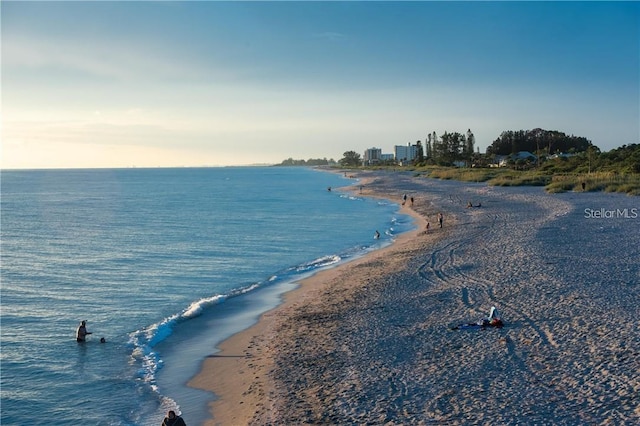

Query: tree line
[423,129,476,166]
[277,128,637,173]
[486,128,592,156]
[276,157,335,166]
[599,144,640,171]
[338,127,604,167]
[585,143,639,173]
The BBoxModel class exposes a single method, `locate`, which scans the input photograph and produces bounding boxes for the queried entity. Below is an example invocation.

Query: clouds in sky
[2,1,638,169]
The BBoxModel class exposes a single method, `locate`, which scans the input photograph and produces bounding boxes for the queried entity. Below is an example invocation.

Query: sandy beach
[189,170,639,425]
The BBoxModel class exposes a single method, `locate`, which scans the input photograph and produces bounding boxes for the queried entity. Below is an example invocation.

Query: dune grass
[420,167,500,182]
[414,167,640,195]
[546,172,640,195]
[341,164,640,196]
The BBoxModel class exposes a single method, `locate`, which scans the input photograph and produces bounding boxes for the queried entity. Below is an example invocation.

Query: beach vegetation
[546,172,640,195]
[417,167,639,195]
[491,173,551,187]
[336,134,639,195]
[339,151,363,167]
[425,167,498,182]
[595,144,640,174]
[276,157,335,166]
[486,128,592,156]
[418,129,476,167]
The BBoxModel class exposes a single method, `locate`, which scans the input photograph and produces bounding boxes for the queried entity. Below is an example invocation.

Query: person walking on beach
[162,410,186,426]
[438,213,443,228]
[402,194,407,205]
[410,196,414,206]
[76,320,92,342]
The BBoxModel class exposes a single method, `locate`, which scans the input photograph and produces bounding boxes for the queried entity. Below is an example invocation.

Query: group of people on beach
[398,193,444,233]
[425,213,444,233]
[402,194,414,206]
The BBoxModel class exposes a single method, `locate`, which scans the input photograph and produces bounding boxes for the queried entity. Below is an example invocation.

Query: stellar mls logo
[584,208,638,219]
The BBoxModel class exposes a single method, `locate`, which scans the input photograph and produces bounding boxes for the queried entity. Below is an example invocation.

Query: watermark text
[584,208,638,219]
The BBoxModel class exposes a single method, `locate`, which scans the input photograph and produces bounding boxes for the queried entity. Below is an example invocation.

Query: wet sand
[190,170,640,425]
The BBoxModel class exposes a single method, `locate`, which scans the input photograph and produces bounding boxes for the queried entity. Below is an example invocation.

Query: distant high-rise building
[363,147,382,165]
[394,143,418,163]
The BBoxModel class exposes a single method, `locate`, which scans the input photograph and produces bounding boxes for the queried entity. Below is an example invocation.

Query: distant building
[381,153,395,162]
[394,143,418,163]
[363,147,383,166]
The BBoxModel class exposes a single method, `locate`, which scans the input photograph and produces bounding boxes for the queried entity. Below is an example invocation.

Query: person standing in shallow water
[162,410,186,426]
[76,320,92,342]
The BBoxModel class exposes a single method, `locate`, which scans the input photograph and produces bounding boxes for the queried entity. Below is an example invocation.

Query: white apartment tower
[394,143,418,163]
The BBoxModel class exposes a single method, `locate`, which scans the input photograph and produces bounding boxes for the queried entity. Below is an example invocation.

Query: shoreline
[189,170,640,425]
[188,171,440,425]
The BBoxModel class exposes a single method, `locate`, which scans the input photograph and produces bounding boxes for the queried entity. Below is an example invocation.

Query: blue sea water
[0,167,413,426]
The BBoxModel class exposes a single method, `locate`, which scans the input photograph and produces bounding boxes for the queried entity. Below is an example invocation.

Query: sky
[1,1,639,169]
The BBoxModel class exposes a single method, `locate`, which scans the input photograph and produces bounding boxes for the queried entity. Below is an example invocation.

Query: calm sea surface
[1,167,413,425]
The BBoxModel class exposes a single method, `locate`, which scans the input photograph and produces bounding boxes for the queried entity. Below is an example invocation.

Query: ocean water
[0,167,413,426]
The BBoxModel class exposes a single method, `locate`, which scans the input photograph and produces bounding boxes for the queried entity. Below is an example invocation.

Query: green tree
[599,144,640,173]
[339,151,362,167]
[415,140,424,163]
[465,129,475,160]
[487,128,593,156]
[433,131,465,165]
